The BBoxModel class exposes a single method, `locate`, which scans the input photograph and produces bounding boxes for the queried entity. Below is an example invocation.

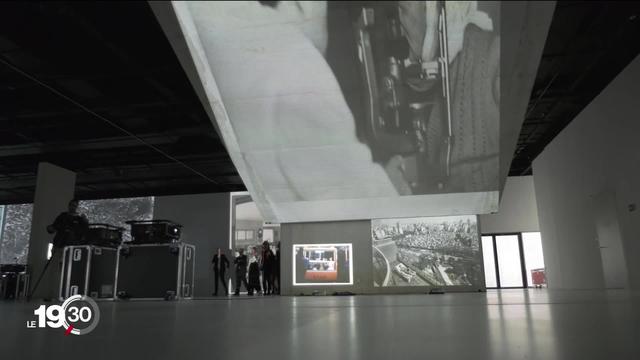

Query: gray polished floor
[2,289,640,360]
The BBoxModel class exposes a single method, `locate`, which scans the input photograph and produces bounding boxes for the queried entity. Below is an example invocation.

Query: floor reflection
[486,290,558,359]
[2,289,639,360]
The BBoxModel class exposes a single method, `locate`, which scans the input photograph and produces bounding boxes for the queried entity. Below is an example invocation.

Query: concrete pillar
[27,162,76,299]
[0,205,5,261]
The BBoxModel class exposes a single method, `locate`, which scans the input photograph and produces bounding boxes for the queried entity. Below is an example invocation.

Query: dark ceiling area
[0,2,639,204]
[511,1,640,176]
[0,1,244,204]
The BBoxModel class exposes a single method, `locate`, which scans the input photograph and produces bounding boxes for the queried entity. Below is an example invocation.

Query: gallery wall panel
[281,215,485,295]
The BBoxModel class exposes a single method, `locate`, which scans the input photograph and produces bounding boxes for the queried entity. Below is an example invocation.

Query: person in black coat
[234,248,249,295]
[248,261,261,296]
[211,248,229,296]
[47,199,89,248]
[261,241,276,295]
[274,241,281,294]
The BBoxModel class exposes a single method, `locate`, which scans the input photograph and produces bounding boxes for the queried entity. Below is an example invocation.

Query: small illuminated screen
[293,244,353,286]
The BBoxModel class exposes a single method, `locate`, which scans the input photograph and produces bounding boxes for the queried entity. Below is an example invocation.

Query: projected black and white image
[174,1,501,222]
[371,215,482,287]
[293,244,353,285]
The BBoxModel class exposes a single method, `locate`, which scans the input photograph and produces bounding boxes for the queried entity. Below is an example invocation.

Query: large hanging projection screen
[371,215,483,287]
[171,1,502,222]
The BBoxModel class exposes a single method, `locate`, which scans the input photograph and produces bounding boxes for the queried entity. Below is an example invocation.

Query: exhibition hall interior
[0,1,639,359]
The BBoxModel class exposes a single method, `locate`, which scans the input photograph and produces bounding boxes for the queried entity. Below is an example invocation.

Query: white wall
[153,192,230,297]
[280,221,373,296]
[278,177,542,295]
[479,176,540,234]
[533,55,640,290]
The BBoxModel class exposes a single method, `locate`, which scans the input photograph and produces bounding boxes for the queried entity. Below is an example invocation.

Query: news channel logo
[27,295,101,336]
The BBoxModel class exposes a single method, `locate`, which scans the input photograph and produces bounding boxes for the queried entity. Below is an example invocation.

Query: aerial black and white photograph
[371,215,483,287]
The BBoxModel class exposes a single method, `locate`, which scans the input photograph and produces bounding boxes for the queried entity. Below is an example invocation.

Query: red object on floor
[531,268,546,287]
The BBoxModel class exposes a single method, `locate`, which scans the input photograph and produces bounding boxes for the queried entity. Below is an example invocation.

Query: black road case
[1,264,29,300]
[59,245,118,300]
[114,242,195,300]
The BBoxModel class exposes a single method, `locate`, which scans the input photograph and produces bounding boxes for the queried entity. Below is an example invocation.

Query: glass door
[495,234,525,287]
[482,236,498,288]
[522,232,545,287]
[482,232,544,289]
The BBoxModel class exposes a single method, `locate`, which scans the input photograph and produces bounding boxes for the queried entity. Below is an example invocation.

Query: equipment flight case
[59,245,118,300]
[114,242,195,300]
[1,264,29,300]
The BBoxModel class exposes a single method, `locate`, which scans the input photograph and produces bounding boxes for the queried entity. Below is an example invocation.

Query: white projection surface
[372,215,483,288]
[167,1,518,223]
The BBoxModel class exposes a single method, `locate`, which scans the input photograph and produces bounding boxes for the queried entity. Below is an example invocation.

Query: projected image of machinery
[293,244,353,285]
[173,1,501,222]
[350,1,500,195]
[372,215,482,287]
[354,2,454,193]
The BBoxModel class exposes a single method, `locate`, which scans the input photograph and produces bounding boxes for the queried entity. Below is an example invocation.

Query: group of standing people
[211,241,280,296]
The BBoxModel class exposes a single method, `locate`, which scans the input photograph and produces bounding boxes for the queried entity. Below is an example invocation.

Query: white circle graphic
[61,295,101,335]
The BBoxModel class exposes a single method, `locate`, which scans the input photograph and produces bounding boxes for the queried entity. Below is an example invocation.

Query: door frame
[483,232,528,289]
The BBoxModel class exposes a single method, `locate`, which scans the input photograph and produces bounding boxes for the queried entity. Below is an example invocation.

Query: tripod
[27,247,59,302]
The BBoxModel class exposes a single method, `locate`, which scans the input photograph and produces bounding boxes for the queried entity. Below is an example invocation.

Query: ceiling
[0,2,638,204]
[0,1,244,204]
[511,1,640,176]
[236,202,264,223]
